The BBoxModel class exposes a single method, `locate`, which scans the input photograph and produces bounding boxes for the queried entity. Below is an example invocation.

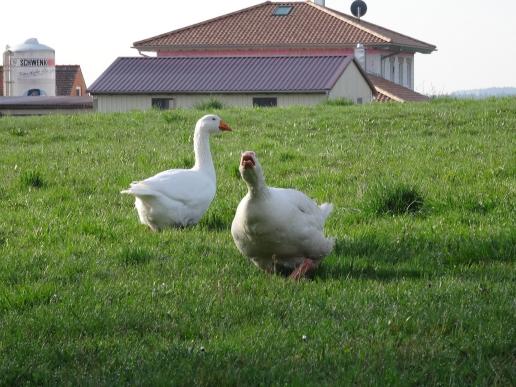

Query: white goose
[231,151,335,279]
[121,114,231,231]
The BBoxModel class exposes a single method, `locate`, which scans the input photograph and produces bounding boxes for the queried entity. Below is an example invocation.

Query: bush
[194,97,224,110]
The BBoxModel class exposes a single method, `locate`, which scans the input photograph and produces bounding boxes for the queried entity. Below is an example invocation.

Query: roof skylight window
[273,5,293,16]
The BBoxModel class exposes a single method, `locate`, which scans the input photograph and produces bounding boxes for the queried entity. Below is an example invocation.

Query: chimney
[313,0,325,6]
[354,43,366,70]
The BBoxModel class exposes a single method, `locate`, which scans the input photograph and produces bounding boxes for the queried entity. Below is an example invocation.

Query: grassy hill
[0,98,515,385]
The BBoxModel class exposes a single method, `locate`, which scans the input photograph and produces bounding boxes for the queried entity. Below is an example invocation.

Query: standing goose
[231,151,335,280]
[121,114,231,230]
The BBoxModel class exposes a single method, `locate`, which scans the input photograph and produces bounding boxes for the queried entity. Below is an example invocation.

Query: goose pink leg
[289,259,316,280]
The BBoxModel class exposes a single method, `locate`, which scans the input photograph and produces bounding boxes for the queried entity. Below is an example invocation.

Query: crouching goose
[121,114,231,231]
[231,151,335,279]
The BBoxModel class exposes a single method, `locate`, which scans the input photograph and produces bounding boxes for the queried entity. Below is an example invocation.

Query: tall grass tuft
[20,170,45,189]
[119,246,153,265]
[324,97,353,106]
[365,182,425,216]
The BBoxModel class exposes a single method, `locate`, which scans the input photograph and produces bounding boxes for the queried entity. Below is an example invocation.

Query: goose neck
[193,130,215,177]
[246,175,268,198]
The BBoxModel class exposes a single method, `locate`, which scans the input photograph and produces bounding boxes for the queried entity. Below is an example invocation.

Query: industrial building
[0,38,92,116]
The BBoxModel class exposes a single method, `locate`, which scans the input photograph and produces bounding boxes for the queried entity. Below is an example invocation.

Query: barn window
[75,86,82,96]
[253,97,277,107]
[273,5,293,16]
[152,98,174,110]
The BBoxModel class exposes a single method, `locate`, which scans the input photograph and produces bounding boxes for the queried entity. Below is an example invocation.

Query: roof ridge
[122,54,349,60]
[355,18,436,50]
[324,3,436,50]
[133,1,273,48]
[306,1,392,43]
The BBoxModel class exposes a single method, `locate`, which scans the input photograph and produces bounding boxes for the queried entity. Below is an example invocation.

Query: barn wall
[174,94,326,108]
[93,95,153,112]
[93,93,327,112]
[328,62,373,103]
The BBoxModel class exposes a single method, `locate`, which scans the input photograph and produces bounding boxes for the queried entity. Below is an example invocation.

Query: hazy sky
[1,0,515,94]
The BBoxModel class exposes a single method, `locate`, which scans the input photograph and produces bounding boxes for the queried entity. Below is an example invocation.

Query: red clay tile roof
[56,65,81,96]
[88,55,374,95]
[134,1,435,53]
[368,74,429,102]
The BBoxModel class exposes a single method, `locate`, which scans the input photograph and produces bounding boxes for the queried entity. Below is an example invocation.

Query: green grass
[0,98,515,385]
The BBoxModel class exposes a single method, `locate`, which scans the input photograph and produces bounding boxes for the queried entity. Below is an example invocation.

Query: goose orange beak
[219,120,232,131]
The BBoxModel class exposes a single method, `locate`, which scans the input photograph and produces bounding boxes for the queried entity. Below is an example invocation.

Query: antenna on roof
[350,0,367,19]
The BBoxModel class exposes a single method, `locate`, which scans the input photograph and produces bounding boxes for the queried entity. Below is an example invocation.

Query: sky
[1,0,515,94]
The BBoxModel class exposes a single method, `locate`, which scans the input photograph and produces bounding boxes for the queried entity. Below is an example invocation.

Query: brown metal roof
[134,1,436,53]
[368,74,429,102]
[88,55,375,95]
[0,96,93,108]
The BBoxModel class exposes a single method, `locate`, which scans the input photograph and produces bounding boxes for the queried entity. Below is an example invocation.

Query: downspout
[137,49,151,58]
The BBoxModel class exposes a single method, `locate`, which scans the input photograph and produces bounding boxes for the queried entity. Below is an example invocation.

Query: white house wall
[365,53,382,76]
[328,62,373,103]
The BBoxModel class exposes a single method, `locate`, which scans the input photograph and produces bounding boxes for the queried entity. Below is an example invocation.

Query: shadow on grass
[317,232,515,281]
[317,262,424,282]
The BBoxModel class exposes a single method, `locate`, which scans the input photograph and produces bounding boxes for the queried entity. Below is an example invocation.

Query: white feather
[231,152,335,273]
[121,114,230,230]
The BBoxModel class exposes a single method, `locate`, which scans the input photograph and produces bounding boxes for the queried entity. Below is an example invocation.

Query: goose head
[239,151,265,189]
[196,114,232,135]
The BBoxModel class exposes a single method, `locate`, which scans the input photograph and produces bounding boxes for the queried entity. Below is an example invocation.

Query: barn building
[89,0,436,111]
[89,55,375,111]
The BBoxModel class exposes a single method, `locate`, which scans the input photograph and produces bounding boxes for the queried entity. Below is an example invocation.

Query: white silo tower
[2,38,56,96]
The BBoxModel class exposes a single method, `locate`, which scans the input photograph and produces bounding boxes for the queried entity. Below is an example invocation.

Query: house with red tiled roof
[89,0,435,110]
[132,0,435,102]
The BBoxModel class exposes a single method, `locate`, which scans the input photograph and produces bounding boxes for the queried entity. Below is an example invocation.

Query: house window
[75,86,82,96]
[398,58,404,86]
[273,5,293,16]
[253,97,277,107]
[152,98,174,110]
